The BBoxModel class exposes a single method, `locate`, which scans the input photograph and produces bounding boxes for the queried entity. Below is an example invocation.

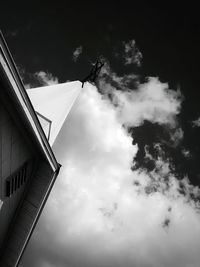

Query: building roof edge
[0,31,59,173]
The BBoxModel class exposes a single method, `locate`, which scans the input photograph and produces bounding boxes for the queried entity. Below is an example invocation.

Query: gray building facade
[0,32,60,266]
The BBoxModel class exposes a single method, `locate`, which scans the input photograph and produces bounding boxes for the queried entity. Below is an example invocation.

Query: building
[27,80,82,147]
[0,32,82,266]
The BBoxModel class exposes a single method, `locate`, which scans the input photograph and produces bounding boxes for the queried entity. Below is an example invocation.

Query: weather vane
[81,58,104,88]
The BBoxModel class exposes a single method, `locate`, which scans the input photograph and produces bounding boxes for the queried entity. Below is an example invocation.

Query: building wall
[0,34,59,266]
[0,98,35,248]
[0,161,55,267]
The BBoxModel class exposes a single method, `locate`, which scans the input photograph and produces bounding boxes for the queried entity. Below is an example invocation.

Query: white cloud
[99,60,139,90]
[169,127,184,147]
[123,39,142,66]
[22,82,200,267]
[182,148,192,158]
[8,29,19,37]
[99,74,182,128]
[34,71,59,86]
[192,117,200,127]
[72,46,83,62]
[25,71,59,89]
[99,62,183,146]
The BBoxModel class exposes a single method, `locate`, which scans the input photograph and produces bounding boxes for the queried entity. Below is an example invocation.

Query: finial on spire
[81,58,104,88]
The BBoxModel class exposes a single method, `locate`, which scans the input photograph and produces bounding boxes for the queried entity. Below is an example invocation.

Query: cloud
[182,148,192,158]
[98,60,183,147]
[25,71,59,89]
[114,77,181,128]
[192,117,200,127]
[22,80,200,267]
[7,29,19,37]
[72,46,83,62]
[99,63,182,129]
[168,127,184,146]
[122,39,142,66]
[34,71,59,86]
[98,59,140,90]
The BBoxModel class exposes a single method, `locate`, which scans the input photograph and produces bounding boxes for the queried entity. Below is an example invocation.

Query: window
[36,111,52,141]
[5,162,27,197]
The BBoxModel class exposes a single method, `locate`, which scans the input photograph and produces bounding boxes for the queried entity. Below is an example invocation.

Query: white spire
[27,81,82,146]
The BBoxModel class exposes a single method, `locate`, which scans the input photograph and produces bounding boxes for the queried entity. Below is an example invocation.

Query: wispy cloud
[182,148,192,158]
[98,59,184,148]
[99,60,182,129]
[22,73,200,267]
[122,39,142,66]
[34,71,59,86]
[192,117,200,127]
[72,46,83,62]
[7,29,19,37]
[25,71,59,89]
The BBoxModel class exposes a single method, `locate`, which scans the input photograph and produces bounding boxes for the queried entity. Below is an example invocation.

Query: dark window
[6,180,11,197]
[17,173,20,188]
[5,162,28,197]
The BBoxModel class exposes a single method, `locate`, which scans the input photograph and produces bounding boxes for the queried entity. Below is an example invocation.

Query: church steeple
[27,81,82,146]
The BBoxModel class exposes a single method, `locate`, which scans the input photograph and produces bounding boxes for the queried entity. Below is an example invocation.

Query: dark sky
[2,1,200,184]
[1,2,200,83]
[1,2,200,266]
[0,2,199,90]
